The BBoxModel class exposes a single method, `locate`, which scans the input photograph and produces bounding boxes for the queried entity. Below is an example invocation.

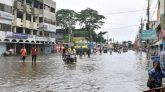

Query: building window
[33,30,37,35]
[51,8,55,13]
[0,3,12,13]
[39,31,42,36]
[0,23,11,31]
[0,3,4,11]
[39,17,43,22]
[4,5,12,13]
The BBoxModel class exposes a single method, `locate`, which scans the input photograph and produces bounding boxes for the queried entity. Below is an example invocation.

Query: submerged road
[0,51,149,92]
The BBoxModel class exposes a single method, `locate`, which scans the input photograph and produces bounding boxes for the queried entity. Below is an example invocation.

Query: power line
[106,25,139,30]
[107,9,148,15]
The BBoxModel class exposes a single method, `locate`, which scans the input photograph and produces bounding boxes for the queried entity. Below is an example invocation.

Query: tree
[78,8,106,41]
[56,9,77,42]
[96,31,107,43]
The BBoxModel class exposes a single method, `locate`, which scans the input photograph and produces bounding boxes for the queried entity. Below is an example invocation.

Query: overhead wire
[105,25,139,30]
[106,9,149,15]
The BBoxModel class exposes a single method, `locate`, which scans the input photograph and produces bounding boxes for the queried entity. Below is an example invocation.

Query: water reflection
[64,63,77,70]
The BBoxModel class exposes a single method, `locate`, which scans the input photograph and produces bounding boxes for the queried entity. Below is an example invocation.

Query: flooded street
[0,51,149,92]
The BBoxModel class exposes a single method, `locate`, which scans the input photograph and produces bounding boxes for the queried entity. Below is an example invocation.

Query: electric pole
[147,0,150,30]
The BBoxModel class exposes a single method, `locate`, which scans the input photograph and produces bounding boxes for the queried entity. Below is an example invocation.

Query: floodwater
[0,51,149,92]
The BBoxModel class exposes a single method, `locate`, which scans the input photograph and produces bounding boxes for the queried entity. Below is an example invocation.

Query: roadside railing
[143,86,165,92]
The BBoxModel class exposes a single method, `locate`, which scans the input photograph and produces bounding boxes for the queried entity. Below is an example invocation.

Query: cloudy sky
[54,0,151,42]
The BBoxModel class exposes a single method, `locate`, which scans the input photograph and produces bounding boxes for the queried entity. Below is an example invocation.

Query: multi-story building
[0,0,56,55]
[0,0,13,55]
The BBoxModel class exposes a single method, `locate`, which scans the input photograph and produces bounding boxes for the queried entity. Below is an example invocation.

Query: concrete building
[0,0,56,55]
[0,0,13,55]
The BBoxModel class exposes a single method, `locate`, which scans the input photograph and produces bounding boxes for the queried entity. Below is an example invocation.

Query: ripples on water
[0,51,149,92]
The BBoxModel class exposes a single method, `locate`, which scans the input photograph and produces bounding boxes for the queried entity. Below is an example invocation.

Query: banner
[141,29,156,40]
[6,32,28,39]
[0,11,13,21]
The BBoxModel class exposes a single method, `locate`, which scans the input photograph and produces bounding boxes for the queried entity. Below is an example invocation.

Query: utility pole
[147,0,150,30]
[147,0,150,23]
[146,0,150,59]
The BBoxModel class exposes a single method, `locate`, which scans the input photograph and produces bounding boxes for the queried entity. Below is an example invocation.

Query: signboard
[151,56,160,62]
[6,32,28,39]
[88,42,94,49]
[141,29,156,40]
[0,11,13,21]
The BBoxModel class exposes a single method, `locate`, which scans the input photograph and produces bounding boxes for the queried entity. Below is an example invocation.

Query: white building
[0,0,56,55]
[0,0,13,55]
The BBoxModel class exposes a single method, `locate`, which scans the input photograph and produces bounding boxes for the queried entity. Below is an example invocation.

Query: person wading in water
[31,45,38,64]
[20,46,27,63]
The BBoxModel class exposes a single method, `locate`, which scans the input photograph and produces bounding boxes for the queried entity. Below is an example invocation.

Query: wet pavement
[0,51,149,92]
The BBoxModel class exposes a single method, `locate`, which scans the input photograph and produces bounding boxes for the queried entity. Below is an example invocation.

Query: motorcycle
[63,54,77,63]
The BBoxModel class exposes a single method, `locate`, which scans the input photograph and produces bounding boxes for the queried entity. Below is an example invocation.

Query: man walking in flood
[20,46,27,63]
[31,45,38,64]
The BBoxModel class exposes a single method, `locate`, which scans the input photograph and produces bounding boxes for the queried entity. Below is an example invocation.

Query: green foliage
[56,9,77,29]
[56,8,106,42]
[78,8,106,30]
[73,30,88,37]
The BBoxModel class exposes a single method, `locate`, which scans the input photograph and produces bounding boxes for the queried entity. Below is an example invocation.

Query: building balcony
[23,20,31,28]
[39,23,56,32]
[13,0,23,10]
[13,18,23,27]
[32,8,39,15]
[31,22,39,30]
[43,10,56,19]
[39,10,55,19]
[50,37,55,42]
[23,4,32,14]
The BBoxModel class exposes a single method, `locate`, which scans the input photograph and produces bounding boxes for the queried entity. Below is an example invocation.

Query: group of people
[20,45,38,64]
[62,47,92,58]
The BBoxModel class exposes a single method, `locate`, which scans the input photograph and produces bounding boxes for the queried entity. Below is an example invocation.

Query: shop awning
[153,39,163,46]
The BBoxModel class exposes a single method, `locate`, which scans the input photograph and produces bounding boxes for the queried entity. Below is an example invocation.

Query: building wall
[44,0,56,9]
[0,0,56,55]
[160,0,165,15]
[0,43,6,55]
[0,0,13,6]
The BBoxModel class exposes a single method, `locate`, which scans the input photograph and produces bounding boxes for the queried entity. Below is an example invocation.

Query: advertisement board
[141,29,156,40]
[0,11,13,21]
[6,32,28,39]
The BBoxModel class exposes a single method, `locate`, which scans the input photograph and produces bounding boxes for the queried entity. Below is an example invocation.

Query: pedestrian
[20,46,27,63]
[59,46,62,53]
[87,48,91,58]
[147,56,165,92]
[79,47,83,58]
[62,47,66,58]
[109,48,112,55]
[99,47,102,55]
[31,45,38,64]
